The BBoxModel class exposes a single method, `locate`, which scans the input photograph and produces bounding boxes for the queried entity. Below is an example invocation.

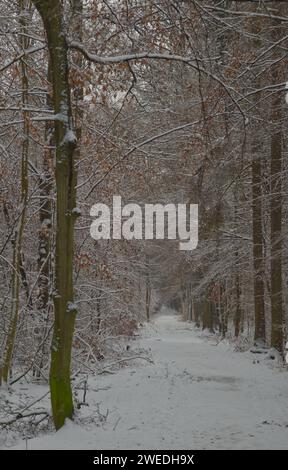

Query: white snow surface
[2,310,288,450]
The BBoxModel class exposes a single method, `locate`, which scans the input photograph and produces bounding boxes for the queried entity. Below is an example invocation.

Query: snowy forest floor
[1,310,288,450]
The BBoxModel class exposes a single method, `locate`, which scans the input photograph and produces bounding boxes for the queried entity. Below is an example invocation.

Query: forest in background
[0,0,287,431]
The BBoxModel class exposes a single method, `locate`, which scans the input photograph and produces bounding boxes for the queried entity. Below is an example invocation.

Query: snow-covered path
[10,313,288,449]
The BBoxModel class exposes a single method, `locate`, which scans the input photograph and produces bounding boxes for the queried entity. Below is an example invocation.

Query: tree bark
[202,297,214,333]
[33,0,78,429]
[234,260,242,338]
[270,20,284,354]
[35,59,54,378]
[37,60,53,313]
[252,142,266,346]
[1,0,30,384]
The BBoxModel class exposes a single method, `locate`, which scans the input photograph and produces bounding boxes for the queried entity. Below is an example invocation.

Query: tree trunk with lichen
[33,0,78,429]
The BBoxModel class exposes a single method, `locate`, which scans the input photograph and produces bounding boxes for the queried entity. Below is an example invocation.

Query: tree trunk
[146,277,151,321]
[35,59,54,378]
[234,261,242,338]
[252,141,266,346]
[219,283,227,338]
[187,283,193,322]
[95,297,101,332]
[33,0,78,429]
[234,189,242,338]
[194,301,200,328]
[37,61,53,313]
[202,297,214,333]
[1,0,30,385]
[270,44,283,354]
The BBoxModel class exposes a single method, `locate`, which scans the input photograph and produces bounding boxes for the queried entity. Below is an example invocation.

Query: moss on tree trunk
[33,0,78,429]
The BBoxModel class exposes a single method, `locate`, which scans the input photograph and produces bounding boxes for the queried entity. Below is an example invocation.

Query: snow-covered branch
[69,41,243,115]
[69,40,197,65]
[0,45,46,73]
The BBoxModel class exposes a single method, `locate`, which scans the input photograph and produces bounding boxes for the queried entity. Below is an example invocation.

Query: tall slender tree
[270,13,284,355]
[32,0,78,429]
[1,0,30,384]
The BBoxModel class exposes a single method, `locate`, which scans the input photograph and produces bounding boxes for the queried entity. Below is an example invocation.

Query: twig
[98,355,154,374]
[20,391,50,414]
[113,416,121,431]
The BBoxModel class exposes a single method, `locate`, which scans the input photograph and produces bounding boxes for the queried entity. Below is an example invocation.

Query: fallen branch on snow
[97,355,154,374]
[0,411,49,427]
